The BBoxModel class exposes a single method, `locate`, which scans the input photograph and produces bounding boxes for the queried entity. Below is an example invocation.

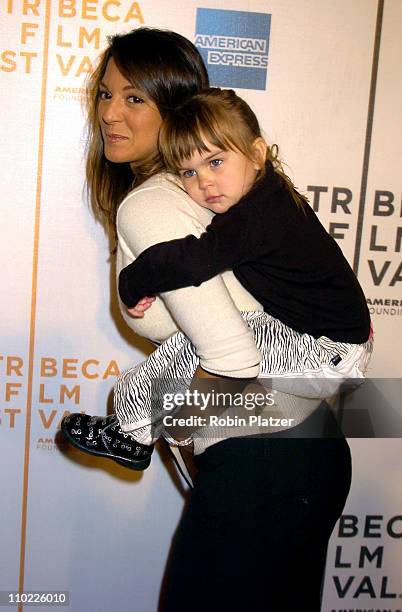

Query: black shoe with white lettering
[60,413,153,470]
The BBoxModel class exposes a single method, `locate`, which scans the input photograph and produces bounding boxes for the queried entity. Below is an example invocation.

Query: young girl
[62,87,373,469]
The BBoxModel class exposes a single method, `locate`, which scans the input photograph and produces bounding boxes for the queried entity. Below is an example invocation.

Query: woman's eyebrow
[99,81,139,92]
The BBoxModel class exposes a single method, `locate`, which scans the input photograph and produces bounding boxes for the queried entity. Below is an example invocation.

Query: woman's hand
[126,296,156,318]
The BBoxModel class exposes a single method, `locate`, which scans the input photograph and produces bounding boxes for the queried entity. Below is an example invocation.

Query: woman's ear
[251,137,268,170]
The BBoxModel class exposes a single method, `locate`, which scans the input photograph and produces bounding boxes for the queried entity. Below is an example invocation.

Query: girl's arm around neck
[118,195,262,308]
[116,179,262,378]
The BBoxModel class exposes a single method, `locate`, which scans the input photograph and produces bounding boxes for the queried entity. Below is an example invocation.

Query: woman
[63,28,352,611]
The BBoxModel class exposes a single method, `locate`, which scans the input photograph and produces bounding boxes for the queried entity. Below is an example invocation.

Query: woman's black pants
[160,406,352,612]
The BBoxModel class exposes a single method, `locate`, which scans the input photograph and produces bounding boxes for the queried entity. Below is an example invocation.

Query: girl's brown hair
[85,27,209,237]
[159,87,307,208]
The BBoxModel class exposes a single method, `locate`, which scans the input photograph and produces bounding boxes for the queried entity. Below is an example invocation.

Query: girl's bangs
[172,116,236,166]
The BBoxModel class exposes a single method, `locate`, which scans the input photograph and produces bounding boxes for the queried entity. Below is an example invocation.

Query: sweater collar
[252,161,284,198]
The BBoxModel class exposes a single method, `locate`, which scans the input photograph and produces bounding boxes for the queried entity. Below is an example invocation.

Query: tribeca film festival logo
[1,0,145,103]
[328,514,402,612]
[306,185,402,317]
[195,8,271,90]
[0,354,120,450]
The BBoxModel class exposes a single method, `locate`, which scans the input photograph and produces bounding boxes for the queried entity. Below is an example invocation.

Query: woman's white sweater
[116,173,262,378]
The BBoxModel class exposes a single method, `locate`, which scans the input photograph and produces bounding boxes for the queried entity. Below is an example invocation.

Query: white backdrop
[1,1,401,610]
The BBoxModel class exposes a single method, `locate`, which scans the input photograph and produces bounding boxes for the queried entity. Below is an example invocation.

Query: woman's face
[97,58,163,168]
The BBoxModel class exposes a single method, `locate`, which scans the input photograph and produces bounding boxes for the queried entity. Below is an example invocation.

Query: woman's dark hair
[86,28,209,235]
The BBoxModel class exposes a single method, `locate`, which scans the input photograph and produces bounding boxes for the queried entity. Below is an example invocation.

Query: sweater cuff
[198,364,258,381]
[118,266,143,308]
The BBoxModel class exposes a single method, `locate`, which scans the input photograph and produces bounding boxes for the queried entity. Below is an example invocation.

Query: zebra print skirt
[114,311,373,444]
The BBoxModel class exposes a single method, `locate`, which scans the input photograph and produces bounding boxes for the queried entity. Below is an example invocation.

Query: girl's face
[97,58,163,169]
[178,141,264,213]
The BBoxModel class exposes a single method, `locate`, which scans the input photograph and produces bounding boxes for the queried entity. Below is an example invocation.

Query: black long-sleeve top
[119,163,370,344]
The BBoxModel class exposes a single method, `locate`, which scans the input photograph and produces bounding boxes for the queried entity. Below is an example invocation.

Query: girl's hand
[126,296,156,318]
